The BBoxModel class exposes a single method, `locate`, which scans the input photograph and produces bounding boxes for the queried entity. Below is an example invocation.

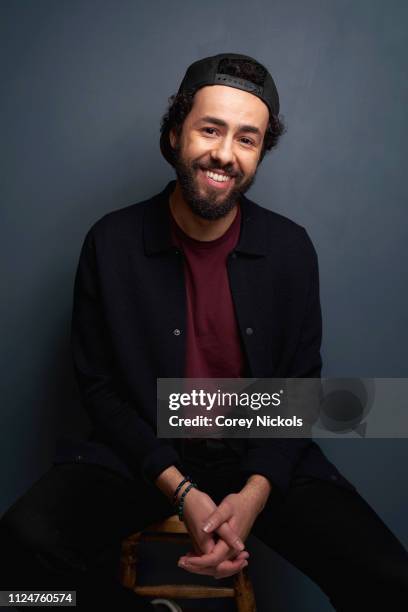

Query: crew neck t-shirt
[170,205,245,379]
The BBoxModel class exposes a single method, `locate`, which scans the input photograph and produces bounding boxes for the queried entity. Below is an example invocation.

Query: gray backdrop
[1,1,407,610]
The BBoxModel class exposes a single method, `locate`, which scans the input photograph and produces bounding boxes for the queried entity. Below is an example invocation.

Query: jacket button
[173,328,182,336]
[76,455,83,462]
[245,327,254,335]
[231,252,237,259]
[174,249,180,255]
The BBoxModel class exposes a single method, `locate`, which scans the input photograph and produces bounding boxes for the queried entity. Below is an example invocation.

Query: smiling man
[1,53,408,612]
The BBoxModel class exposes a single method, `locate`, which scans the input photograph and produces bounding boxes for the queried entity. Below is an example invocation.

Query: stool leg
[119,533,141,589]
[233,569,257,612]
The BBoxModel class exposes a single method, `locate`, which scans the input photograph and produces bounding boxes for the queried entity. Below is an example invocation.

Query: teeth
[206,171,230,183]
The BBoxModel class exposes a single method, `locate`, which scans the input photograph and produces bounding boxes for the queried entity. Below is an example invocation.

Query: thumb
[202,501,233,533]
[200,536,216,554]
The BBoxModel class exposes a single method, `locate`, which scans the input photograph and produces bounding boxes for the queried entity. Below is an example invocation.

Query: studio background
[1,1,407,610]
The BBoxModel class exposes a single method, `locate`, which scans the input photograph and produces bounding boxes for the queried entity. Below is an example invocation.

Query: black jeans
[1,443,408,611]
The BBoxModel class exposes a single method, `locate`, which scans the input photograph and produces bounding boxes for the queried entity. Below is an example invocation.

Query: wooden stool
[119,514,257,612]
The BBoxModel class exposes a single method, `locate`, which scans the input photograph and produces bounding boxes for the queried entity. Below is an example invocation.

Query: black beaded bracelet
[177,482,198,521]
[173,475,192,506]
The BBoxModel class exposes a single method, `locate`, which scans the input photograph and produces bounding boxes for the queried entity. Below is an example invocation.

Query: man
[1,53,408,611]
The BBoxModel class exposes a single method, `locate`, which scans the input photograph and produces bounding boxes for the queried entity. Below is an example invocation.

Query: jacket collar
[143,180,268,257]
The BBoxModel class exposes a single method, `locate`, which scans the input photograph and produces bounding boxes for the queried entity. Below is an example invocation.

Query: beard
[172,145,258,221]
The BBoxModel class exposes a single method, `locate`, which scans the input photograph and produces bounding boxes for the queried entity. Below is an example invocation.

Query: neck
[169,181,238,241]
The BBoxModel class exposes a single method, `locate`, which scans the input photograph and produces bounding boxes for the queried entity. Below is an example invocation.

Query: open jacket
[54,180,356,495]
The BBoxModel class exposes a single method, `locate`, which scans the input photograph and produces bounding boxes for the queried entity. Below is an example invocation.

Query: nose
[210,135,235,168]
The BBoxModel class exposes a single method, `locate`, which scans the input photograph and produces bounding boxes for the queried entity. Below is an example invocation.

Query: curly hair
[160,57,286,166]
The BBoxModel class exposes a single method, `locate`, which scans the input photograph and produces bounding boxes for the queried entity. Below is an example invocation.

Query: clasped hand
[177,488,260,579]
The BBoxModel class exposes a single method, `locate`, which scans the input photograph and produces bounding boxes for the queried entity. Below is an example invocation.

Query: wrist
[155,465,185,502]
[240,474,271,514]
[173,475,193,504]
[180,483,200,508]
[176,481,198,521]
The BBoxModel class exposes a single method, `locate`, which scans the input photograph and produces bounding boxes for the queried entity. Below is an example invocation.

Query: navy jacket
[54,180,356,495]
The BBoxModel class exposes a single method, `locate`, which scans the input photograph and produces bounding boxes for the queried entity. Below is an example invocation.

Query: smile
[206,170,230,182]
[200,169,234,189]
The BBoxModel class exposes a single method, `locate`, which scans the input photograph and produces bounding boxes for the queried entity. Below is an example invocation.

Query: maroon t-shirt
[170,205,245,378]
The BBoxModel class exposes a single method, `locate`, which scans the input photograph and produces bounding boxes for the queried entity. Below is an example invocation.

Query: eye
[239,137,255,146]
[202,127,218,136]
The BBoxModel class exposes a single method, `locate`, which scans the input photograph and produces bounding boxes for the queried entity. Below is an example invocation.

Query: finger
[187,534,215,556]
[219,551,249,565]
[179,539,230,568]
[200,535,216,554]
[202,501,233,533]
[215,559,248,580]
[178,554,221,576]
[232,551,250,562]
[216,522,245,552]
[180,534,249,568]
[178,562,217,576]
[178,549,213,566]
[180,549,248,566]
[181,543,216,564]
[181,539,249,564]
[215,556,248,577]
[178,553,247,577]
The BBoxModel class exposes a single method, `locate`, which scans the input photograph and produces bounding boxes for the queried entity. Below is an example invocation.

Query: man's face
[170,85,269,220]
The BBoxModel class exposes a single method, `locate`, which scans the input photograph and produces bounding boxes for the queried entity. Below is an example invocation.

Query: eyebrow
[196,115,262,137]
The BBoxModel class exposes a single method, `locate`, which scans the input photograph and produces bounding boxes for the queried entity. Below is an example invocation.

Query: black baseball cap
[177,52,280,115]
[160,53,280,166]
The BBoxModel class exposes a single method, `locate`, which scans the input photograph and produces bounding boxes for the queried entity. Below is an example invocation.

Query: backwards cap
[178,52,279,115]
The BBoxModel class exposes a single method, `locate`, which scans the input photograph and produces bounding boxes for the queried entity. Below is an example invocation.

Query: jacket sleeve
[240,229,322,495]
[71,228,183,483]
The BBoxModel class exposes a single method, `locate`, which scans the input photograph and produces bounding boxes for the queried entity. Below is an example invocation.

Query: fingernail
[203,522,212,532]
[243,560,248,567]
[178,560,185,567]
[236,539,244,551]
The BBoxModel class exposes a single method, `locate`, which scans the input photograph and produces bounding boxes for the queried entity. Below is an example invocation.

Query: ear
[169,128,178,149]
